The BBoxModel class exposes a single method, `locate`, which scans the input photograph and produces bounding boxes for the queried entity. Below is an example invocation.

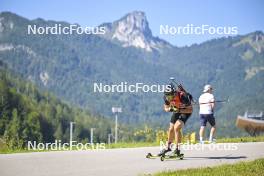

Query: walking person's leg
[199,126,205,142]
[208,114,216,142]
[199,114,207,143]
[209,126,216,141]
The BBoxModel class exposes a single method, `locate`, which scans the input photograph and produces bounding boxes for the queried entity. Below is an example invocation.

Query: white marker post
[90,128,95,144]
[112,107,122,144]
[70,121,76,144]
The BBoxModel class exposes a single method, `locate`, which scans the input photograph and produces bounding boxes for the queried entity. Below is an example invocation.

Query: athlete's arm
[211,102,215,111]
[164,104,171,112]
[210,96,215,112]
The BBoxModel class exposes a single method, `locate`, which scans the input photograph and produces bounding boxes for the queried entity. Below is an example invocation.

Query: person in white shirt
[199,84,216,143]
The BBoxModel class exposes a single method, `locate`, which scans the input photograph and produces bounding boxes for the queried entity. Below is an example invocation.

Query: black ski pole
[169,77,186,92]
[192,98,229,105]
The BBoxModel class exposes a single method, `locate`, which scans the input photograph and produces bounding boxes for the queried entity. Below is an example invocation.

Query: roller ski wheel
[160,154,165,161]
[178,153,184,160]
[174,153,184,160]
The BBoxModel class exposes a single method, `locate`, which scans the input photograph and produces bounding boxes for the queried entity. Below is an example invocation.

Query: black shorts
[200,114,215,127]
[170,113,191,124]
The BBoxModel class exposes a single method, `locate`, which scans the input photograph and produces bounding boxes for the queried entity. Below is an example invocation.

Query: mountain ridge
[1,11,263,51]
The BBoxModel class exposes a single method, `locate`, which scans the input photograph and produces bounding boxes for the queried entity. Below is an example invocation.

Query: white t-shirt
[199,93,214,114]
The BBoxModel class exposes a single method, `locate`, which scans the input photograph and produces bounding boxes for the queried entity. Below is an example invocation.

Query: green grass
[152,158,264,176]
[107,142,157,149]
[1,135,264,154]
[0,139,46,154]
[0,141,56,154]
[0,141,158,154]
[107,135,264,149]
[217,135,264,143]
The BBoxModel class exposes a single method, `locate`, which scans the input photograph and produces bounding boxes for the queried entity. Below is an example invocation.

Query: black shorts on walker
[200,114,215,127]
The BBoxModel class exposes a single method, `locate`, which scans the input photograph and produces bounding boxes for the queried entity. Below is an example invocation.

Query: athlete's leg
[167,122,175,148]
[158,122,174,156]
[158,114,176,156]
[174,120,184,150]
[167,113,177,148]
[199,114,207,142]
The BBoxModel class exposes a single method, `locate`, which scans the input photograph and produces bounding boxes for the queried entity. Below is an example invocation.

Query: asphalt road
[0,142,264,176]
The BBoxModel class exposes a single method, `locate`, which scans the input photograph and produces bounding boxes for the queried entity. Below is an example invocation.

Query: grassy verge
[107,135,264,149]
[0,142,158,154]
[0,142,52,154]
[153,158,264,176]
[107,142,157,149]
[1,135,264,154]
[217,135,264,143]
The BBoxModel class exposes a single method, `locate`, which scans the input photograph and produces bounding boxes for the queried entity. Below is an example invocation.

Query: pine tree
[4,109,23,149]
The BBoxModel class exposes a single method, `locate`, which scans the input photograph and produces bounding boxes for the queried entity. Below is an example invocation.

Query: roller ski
[160,151,184,161]
[145,153,160,159]
[146,148,171,159]
[160,149,184,161]
[146,148,184,161]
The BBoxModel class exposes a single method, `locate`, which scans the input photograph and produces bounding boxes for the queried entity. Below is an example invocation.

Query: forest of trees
[0,62,174,150]
[0,63,117,149]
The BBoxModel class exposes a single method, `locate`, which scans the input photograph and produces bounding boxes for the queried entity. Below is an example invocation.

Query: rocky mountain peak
[101,11,171,52]
[113,11,152,38]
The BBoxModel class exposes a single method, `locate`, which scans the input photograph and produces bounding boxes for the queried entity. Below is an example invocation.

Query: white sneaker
[199,140,204,144]
[209,138,216,144]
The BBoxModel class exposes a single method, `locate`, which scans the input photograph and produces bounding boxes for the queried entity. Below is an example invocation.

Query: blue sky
[0,0,263,46]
